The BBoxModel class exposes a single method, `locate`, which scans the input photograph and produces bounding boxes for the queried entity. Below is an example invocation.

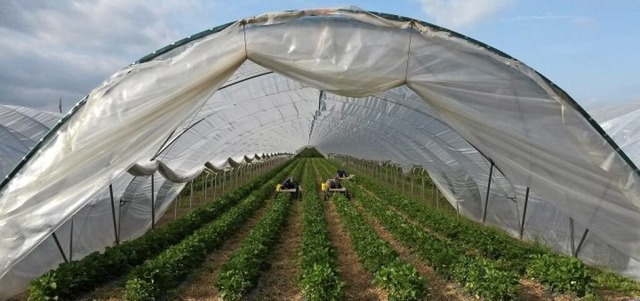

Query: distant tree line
[294,147,324,158]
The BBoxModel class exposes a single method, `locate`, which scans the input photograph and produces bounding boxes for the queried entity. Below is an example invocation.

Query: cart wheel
[323,191,328,201]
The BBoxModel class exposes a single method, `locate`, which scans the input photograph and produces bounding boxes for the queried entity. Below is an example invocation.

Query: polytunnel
[1,7,640,298]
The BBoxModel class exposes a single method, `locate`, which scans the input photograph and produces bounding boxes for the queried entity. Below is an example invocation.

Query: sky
[0,0,638,112]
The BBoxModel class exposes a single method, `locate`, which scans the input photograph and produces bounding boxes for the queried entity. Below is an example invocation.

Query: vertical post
[432,182,435,201]
[69,218,73,261]
[151,173,155,229]
[223,170,226,193]
[401,168,405,194]
[51,233,69,263]
[213,174,217,201]
[211,174,215,199]
[482,162,494,224]
[575,229,589,258]
[519,187,530,239]
[421,169,425,200]
[204,173,208,203]
[174,194,179,220]
[190,179,194,210]
[411,167,415,196]
[394,166,397,187]
[570,217,576,256]
[109,184,119,245]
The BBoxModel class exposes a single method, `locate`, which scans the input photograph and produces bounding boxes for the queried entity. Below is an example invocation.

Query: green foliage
[294,147,324,158]
[332,191,427,300]
[374,264,426,301]
[123,278,155,301]
[216,193,293,300]
[299,160,344,301]
[527,254,594,296]
[323,158,598,298]
[124,237,206,300]
[316,159,519,300]
[590,267,640,295]
[123,161,301,300]
[29,160,294,301]
[27,273,59,301]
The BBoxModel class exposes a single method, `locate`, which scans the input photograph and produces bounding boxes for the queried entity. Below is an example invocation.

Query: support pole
[51,232,69,263]
[570,217,576,256]
[482,161,494,224]
[519,187,530,239]
[109,184,119,245]
[436,185,440,209]
[411,168,415,196]
[190,179,194,210]
[421,169,425,200]
[432,182,435,202]
[575,229,590,258]
[204,173,208,203]
[174,194,179,220]
[69,218,73,261]
[151,173,155,229]
[401,168,405,195]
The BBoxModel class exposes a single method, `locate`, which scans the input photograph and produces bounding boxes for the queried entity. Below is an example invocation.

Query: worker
[281,176,298,190]
[337,168,348,178]
[326,177,342,189]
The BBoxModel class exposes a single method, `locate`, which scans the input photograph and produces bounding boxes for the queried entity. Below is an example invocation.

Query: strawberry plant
[527,253,594,296]
[216,192,293,300]
[331,191,427,301]
[325,159,595,297]
[30,160,294,301]
[300,160,343,301]
[123,161,302,300]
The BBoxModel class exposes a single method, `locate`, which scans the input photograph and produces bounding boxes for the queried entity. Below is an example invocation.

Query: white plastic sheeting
[0,106,289,298]
[1,7,640,298]
[0,105,61,180]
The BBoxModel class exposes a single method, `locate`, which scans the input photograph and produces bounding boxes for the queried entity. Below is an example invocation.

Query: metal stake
[575,229,590,258]
[69,219,73,261]
[570,217,575,256]
[151,173,155,229]
[52,232,69,263]
[109,184,119,245]
[519,187,530,239]
[482,162,494,224]
[190,179,194,210]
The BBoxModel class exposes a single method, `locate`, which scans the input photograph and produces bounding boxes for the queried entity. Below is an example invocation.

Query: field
[22,158,640,301]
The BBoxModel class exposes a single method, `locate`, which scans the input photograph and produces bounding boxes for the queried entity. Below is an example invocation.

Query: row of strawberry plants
[215,192,293,300]
[299,160,343,300]
[29,160,292,301]
[122,160,301,300]
[330,190,427,300]
[215,160,304,300]
[336,160,594,297]
[341,179,520,300]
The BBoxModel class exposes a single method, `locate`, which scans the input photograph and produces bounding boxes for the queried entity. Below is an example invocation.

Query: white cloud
[0,0,210,110]
[416,0,511,29]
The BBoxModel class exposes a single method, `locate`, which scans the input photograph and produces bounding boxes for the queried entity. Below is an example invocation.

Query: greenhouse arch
[1,7,640,298]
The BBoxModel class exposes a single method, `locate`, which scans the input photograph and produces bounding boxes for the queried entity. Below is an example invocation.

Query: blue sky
[0,0,638,111]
